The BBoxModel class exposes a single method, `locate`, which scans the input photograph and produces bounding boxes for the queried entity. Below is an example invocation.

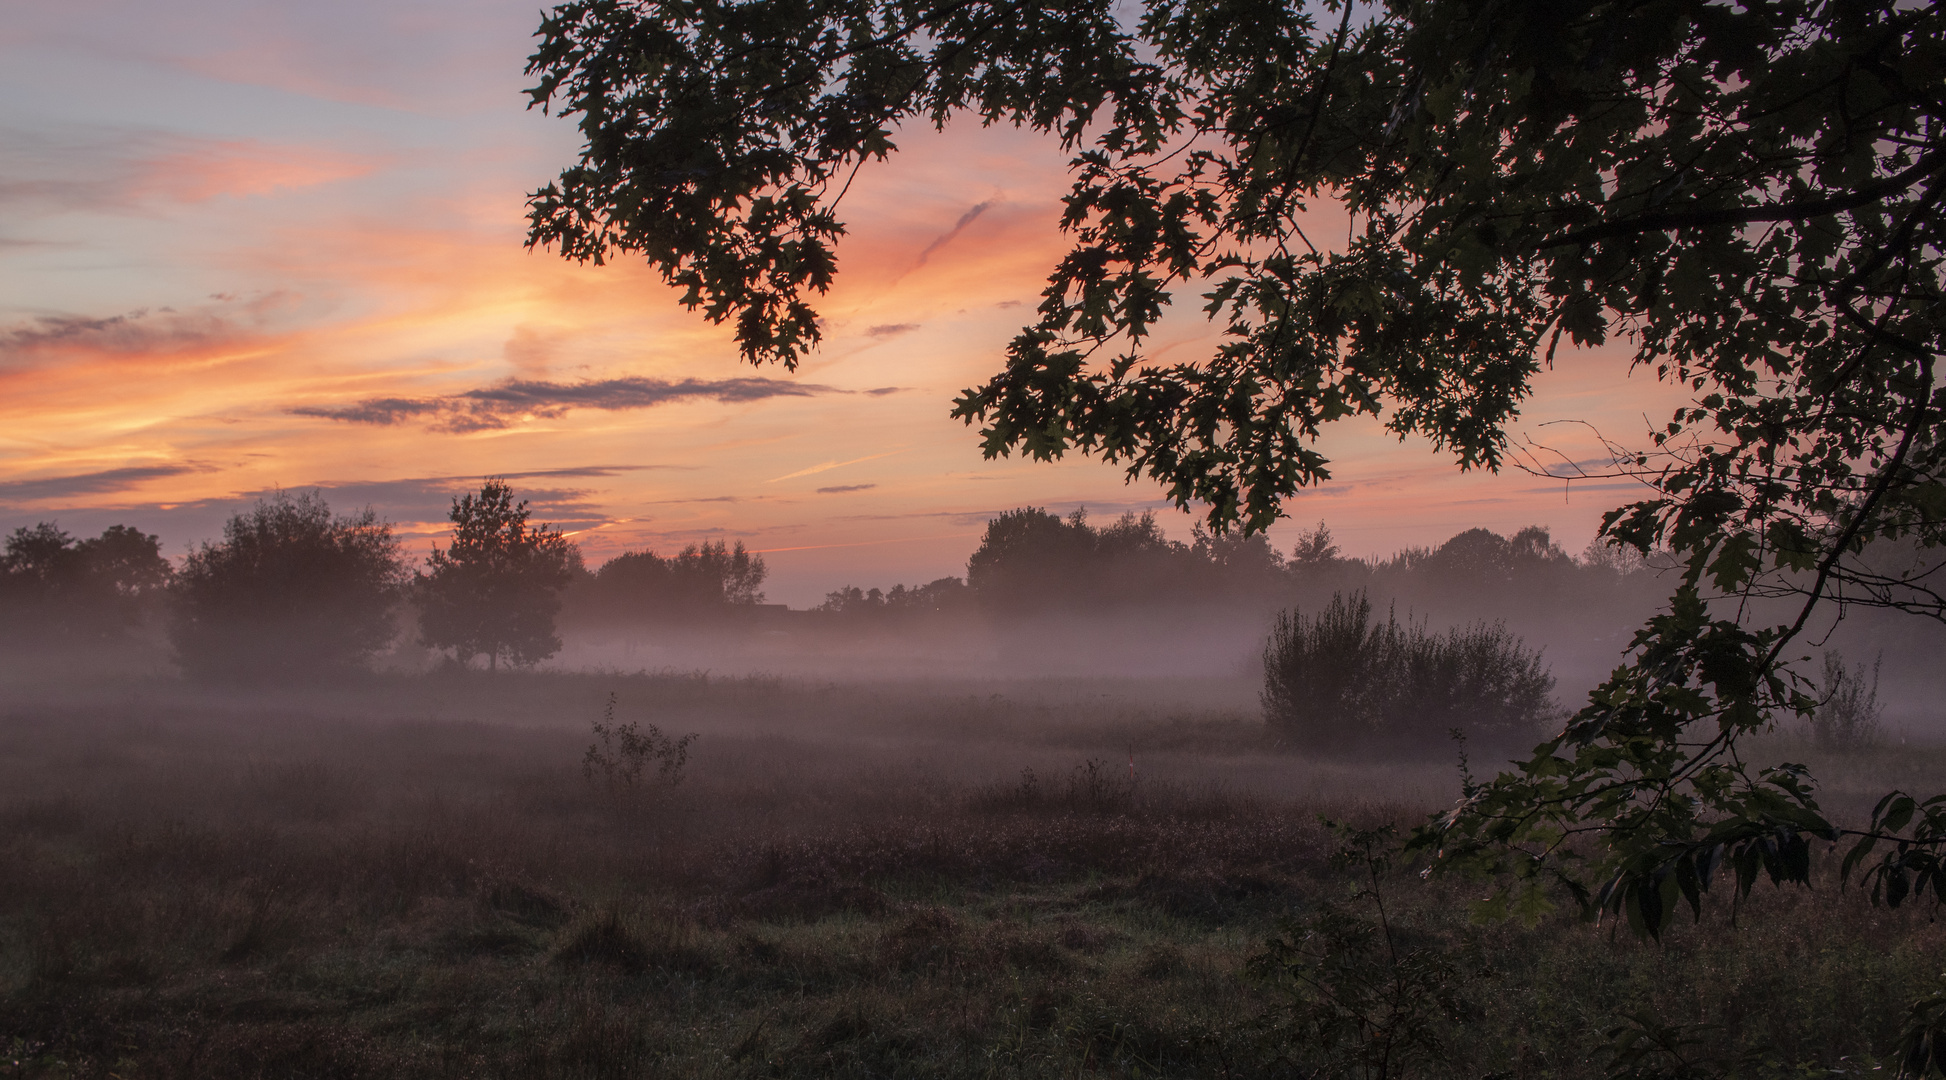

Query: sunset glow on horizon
[1,0,1687,606]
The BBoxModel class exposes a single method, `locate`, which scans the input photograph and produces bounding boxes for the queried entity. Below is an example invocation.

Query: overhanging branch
[1535,150,1945,250]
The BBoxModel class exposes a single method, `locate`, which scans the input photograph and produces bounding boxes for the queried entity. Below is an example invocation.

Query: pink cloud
[128,140,384,203]
[0,129,384,215]
[0,299,288,371]
[3,0,531,113]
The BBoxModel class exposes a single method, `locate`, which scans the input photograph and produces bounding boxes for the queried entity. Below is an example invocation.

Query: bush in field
[1810,651,1883,751]
[583,693,696,793]
[171,492,405,680]
[1262,591,1555,750]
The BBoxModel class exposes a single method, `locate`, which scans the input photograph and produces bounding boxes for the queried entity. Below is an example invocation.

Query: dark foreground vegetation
[3,673,1940,1079]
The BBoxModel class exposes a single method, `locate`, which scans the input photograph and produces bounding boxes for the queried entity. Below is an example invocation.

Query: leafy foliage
[525,0,1946,1039]
[526,0,1940,534]
[1592,1012,1787,1080]
[1262,590,1556,750]
[1897,977,1946,1080]
[417,479,577,670]
[1844,793,1946,912]
[1250,823,1487,1080]
[170,492,405,680]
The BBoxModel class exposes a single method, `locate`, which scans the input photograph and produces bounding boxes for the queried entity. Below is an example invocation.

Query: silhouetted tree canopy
[574,539,768,623]
[417,479,577,670]
[819,576,971,617]
[942,507,1642,618]
[965,507,1291,611]
[0,522,172,641]
[171,493,405,680]
[966,509,1109,611]
[524,0,1946,939]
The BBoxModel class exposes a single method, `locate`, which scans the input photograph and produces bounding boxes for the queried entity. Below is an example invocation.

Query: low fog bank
[554,606,1277,681]
[1,665,1929,836]
[0,668,1465,816]
[6,495,1944,742]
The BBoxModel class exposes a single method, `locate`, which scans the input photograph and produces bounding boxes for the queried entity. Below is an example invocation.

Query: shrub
[1810,650,1883,751]
[583,693,697,793]
[1262,590,1555,750]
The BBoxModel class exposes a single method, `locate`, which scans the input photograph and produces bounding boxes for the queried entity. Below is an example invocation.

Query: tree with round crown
[417,478,578,671]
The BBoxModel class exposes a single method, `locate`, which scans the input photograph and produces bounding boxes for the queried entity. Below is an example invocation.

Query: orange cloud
[0,94,1700,605]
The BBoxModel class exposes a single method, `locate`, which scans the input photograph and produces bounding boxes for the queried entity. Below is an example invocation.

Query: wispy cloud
[286,476,610,529]
[749,531,982,555]
[816,483,877,494]
[912,200,996,269]
[499,465,689,479]
[0,127,381,214]
[0,303,273,367]
[292,397,443,425]
[767,449,905,484]
[866,323,919,338]
[0,464,202,505]
[292,376,839,433]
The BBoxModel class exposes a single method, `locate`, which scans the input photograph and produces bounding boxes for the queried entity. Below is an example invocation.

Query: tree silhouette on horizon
[417,478,577,671]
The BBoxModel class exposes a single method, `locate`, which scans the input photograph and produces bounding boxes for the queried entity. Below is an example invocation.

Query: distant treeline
[0,481,779,678]
[0,483,1670,677]
[565,540,770,625]
[813,507,1667,624]
[0,522,174,640]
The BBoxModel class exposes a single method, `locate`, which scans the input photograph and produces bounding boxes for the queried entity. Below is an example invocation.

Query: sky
[0,0,1688,607]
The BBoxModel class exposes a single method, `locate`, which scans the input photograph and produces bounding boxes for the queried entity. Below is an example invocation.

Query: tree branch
[1535,151,1944,250]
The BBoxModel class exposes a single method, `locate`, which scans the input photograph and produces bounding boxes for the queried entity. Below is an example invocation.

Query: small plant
[1066,757,1133,811]
[1896,975,1946,1080]
[1596,1013,1744,1080]
[1250,822,1487,1080]
[584,693,697,792]
[1811,650,1883,751]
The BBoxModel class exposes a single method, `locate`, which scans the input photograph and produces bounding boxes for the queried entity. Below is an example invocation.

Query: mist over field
[8,492,1942,739]
[9,0,1946,1070]
[2,483,1942,1077]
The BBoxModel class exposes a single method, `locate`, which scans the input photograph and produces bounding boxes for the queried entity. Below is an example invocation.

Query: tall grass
[1811,649,1884,750]
[1261,590,1556,751]
[0,672,1938,1078]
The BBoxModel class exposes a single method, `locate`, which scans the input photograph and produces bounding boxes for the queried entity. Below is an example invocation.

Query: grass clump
[1262,590,1556,751]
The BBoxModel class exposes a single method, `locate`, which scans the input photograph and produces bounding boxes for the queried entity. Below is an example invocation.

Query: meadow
[2,670,1941,1078]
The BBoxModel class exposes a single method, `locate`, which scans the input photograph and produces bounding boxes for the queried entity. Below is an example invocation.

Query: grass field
[2,671,1941,1078]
